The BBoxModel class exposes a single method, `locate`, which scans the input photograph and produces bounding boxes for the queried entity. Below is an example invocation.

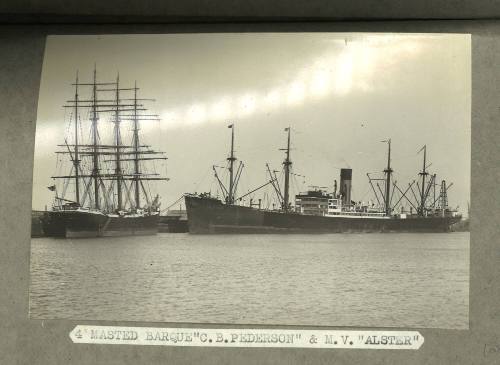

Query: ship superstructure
[41,68,168,238]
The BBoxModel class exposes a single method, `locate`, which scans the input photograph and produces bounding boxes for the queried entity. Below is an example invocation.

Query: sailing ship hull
[185,195,461,234]
[41,210,159,238]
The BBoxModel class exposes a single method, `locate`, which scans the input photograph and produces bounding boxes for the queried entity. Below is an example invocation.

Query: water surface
[30,232,469,329]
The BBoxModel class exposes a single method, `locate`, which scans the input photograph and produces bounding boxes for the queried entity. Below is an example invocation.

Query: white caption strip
[69,325,424,349]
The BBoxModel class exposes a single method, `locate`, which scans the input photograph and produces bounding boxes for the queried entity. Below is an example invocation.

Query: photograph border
[1,19,498,365]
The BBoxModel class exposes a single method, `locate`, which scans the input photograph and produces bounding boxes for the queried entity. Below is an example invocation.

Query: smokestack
[333,180,337,197]
[340,168,352,205]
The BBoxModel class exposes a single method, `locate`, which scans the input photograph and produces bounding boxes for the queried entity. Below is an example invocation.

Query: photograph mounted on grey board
[29,33,470,329]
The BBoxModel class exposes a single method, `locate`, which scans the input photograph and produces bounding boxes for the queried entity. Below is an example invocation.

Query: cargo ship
[185,126,462,234]
[41,68,167,238]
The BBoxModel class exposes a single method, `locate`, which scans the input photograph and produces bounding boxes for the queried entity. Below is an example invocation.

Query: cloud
[158,34,425,129]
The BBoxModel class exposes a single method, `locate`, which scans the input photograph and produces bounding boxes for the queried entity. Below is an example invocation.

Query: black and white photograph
[30,33,470,329]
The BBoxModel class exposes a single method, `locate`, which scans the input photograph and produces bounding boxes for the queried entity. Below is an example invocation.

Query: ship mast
[133,81,140,210]
[227,124,236,205]
[55,70,168,212]
[91,66,100,209]
[282,127,292,212]
[114,73,123,211]
[418,145,428,216]
[73,71,81,206]
[383,139,392,216]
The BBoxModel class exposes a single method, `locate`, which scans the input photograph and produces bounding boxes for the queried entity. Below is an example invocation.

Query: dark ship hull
[185,195,461,234]
[41,210,159,238]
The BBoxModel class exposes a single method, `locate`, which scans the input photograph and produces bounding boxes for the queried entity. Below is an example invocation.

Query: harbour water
[29,232,469,329]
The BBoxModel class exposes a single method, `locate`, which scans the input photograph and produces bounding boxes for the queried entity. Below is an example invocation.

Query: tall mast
[91,66,100,209]
[419,145,428,216]
[282,127,292,212]
[439,180,448,209]
[133,81,140,209]
[55,72,168,212]
[73,71,80,205]
[114,73,123,210]
[227,124,236,204]
[383,139,392,215]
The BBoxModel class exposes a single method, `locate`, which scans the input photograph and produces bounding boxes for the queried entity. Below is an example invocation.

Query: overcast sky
[33,33,471,214]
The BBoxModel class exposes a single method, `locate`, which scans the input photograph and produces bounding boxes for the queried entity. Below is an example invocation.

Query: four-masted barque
[42,68,168,238]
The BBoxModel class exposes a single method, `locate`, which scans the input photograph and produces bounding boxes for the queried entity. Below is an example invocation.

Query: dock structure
[31,210,45,237]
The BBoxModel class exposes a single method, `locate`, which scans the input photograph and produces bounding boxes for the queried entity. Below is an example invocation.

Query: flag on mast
[228,124,233,128]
